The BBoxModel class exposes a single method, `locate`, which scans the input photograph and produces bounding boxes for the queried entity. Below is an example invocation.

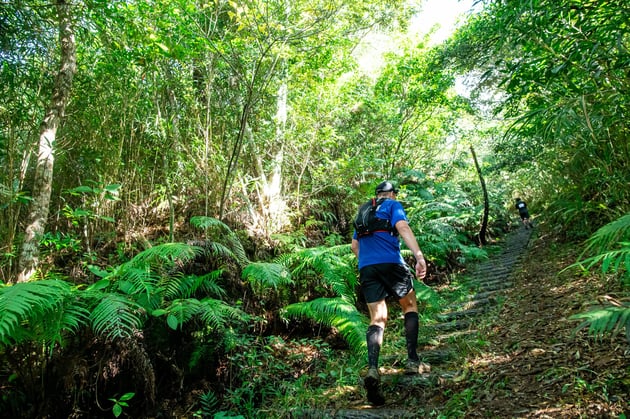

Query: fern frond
[282,297,368,354]
[190,215,228,230]
[565,212,630,278]
[90,293,144,340]
[0,280,71,344]
[203,242,238,263]
[190,216,249,267]
[0,280,89,347]
[129,243,202,268]
[242,262,294,291]
[117,266,162,310]
[324,244,354,256]
[162,298,203,330]
[278,246,358,302]
[317,253,358,304]
[161,271,227,300]
[199,390,220,417]
[583,213,630,255]
[198,270,228,298]
[197,298,249,329]
[38,300,90,347]
[570,304,630,341]
[576,245,630,275]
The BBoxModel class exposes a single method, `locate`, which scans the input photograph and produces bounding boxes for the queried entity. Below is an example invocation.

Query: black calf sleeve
[404,312,419,361]
[366,325,384,368]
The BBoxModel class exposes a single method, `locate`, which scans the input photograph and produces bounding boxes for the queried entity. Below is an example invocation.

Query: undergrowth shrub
[567,212,630,342]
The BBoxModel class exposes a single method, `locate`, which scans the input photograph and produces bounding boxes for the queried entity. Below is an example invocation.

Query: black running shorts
[359,263,414,303]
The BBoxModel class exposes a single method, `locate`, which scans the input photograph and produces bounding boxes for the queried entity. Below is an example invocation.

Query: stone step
[437,306,490,322]
[293,408,418,418]
[444,296,497,311]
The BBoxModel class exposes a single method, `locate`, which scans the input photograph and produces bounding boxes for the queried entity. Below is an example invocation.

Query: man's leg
[399,291,419,361]
[399,291,430,374]
[364,300,387,405]
[366,300,387,368]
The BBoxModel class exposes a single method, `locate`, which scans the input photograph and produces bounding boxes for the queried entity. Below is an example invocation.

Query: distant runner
[514,197,532,229]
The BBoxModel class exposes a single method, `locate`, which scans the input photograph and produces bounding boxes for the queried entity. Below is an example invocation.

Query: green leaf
[119,392,135,401]
[104,184,122,192]
[166,314,179,330]
[66,185,93,195]
[88,265,110,279]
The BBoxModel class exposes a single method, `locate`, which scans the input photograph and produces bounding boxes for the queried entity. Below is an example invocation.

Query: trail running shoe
[364,367,385,406]
[405,359,431,375]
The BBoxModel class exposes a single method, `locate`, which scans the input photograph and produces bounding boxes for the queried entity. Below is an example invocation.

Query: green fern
[153,297,248,331]
[583,213,630,254]
[161,271,227,300]
[565,213,630,281]
[276,245,358,303]
[160,298,202,330]
[190,216,249,267]
[270,244,367,353]
[242,262,294,291]
[116,266,162,309]
[0,280,89,347]
[413,280,441,308]
[109,243,209,310]
[566,213,630,342]
[282,297,368,354]
[575,245,630,278]
[570,304,630,342]
[197,298,249,330]
[129,242,203,268]
[0,239,246,348]
[90,293,145,340]
[199,390,220,417]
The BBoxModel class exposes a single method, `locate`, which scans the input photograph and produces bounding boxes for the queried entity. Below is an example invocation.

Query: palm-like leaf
[161,271,226,300]
[570,304,630,342]
[566,213,630,280]
[190,216,249,267]
[282,297,368,354]
[90,293,144,340]
[197,298,249,330]
[163,298,203,330]
[242,262,294,291]
[276,245,358,302]
[576,245,630,278]
[582,213,630,278]
[129,242,202,268]
[0,280,89,347]
[583,213,630,254]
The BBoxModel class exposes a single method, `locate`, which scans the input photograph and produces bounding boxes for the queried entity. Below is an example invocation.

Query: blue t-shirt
[353,198,408,270]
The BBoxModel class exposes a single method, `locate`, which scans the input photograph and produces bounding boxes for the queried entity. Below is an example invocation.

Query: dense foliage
[1,0,628,416]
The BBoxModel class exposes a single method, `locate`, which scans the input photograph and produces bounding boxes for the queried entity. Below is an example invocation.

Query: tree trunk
[470,145,489,246]
[17,0,77,283]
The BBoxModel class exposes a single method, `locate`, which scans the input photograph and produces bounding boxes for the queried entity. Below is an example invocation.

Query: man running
[351,181,430,406]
